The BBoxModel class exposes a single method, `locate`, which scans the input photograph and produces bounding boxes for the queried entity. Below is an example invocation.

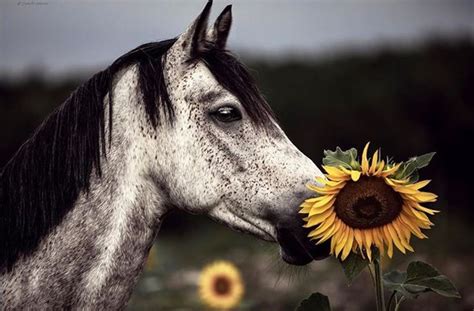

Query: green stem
[372,249,385,311]
[368,263,376,285]
[394,296,405,311]
[387,291,396,311]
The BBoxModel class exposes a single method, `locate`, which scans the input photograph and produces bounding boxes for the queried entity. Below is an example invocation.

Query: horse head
[155,1,330,265]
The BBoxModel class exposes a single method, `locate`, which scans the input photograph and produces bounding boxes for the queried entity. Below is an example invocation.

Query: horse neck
[1,66,168,309]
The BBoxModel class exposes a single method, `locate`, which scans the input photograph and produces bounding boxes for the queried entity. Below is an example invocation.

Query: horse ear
[208,5,232,49]
[172,0,212,60]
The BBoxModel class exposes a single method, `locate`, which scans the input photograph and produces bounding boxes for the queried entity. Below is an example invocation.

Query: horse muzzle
[276,218,330,265]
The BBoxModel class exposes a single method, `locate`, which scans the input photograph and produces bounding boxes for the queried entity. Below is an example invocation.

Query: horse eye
[212,106,242,123]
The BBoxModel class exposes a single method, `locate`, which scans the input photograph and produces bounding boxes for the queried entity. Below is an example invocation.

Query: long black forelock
[0,38,276,271]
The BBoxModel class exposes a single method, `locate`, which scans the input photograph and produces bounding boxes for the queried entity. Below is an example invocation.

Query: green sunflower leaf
[413,152,436,169]
[295,292,331,311]
[394,152,436,180]
[383,270,420,298]
[323,147,358,169]
[340,252,369,284]
[383,261,461,300]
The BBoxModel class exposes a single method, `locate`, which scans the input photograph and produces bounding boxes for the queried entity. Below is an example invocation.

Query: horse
[0,1,329,308]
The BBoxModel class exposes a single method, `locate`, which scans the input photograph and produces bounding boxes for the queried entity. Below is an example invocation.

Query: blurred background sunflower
[199,261,244,310]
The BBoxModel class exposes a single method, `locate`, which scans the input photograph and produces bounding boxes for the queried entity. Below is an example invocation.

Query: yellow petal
[314,176,327,185]
[327,174,351,182]
[365,238,373,261]
[382,226,394,258]
[354,229,364,249]
[361,142,370,174]
[339,166,351,174]
[381,163,402,177]
[394,218,410,240]
[312,195,336,208]
[394,186,422,195]
[373,228,385,256]
[335,226,348,257]
[299,205,312,214]
[407,207,431,223]
[411,203,439,215]
[387,223,406,254]
[369,150,379,174]
[316,220,341,244]
[417,220,432,229]
[408,191,438,203]
[309,198,336,215]
[302,197,319,203]
[385,177,409,187]
[352,229,365,258]
[316,187,342,195]
[399,212,427,239]
[307,184,341,195]
[306,209,333,227]
[398,214,420,237]
[307,213,336,234]
[330,226,342,254]
[363,229,373,252]
[408,179,431,190]
[324,179,346,188]
[375,160,385,175]
[323,165,348,178]
[351,170,361,182]
[339,166,362,182]
[392,177,410,184]
[393,220,414,252]
[341,229,354,260]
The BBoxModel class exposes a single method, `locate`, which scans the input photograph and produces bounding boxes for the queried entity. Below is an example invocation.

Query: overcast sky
[1,0,473,77]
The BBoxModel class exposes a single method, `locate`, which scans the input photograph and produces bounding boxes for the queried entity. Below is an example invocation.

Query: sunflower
[300,143,438,261]
[199,261,244,310]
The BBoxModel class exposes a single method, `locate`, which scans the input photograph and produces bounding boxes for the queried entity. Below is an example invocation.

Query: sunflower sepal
[392,152,436,182]
[323,147,359,170]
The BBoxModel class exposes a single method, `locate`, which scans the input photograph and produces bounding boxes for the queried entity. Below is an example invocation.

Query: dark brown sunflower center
[334,176,403,229]
[213,276,231,296]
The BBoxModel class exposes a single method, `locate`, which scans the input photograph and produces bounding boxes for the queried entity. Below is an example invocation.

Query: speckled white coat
[0,3,324,309]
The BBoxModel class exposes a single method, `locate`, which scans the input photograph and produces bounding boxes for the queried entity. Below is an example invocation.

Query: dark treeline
[1,39,473,217]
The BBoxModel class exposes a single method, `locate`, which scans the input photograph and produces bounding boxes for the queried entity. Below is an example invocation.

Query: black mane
[0,39,275,270]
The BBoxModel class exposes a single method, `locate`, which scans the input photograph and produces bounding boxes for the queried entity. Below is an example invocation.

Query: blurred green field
[128,211,474,310]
